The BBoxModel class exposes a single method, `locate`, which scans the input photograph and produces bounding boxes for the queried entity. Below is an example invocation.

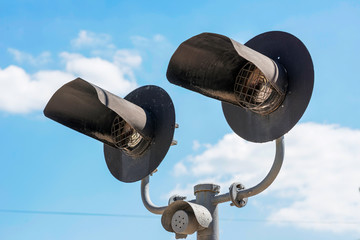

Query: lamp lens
[111,115,150,157]
[234,62,284,115]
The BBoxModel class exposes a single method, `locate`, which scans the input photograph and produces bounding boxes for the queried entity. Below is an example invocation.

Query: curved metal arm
[141,175,167,215]
[213,136,285,204]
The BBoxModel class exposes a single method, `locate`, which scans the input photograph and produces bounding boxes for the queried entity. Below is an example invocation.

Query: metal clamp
[168,195,187,205]
[229,183,247,208]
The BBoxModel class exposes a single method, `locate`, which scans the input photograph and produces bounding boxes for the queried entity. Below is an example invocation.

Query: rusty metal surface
[234,62,285,115]
[110,115,151,157]
[194,183,220,194]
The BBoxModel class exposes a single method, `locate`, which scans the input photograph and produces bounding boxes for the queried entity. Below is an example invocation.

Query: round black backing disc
[103,85,175,182]
[222,31,314,142]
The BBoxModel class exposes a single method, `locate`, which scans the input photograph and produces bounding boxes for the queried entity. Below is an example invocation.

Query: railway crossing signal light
[167,31,314,142]
[44,30,314,240]
[44,78,176,182]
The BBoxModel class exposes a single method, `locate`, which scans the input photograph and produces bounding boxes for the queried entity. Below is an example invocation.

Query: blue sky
[1,0,360,239]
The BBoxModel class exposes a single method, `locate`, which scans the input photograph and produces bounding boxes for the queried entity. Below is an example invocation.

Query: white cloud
[113,49,142,68]
[130,34,172,54]
[71,30,114,49]
[0,30,141,114]
[60,52,137,96]
[8,48,52,66]
[0,65,74,113]
[71,30,119,59]
[192,140,201,151]
[186,133,274,181]
[173,162,188,177]
[172,123,360,233]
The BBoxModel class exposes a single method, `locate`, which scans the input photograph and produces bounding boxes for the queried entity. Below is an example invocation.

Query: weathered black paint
[104,85,176,183]
[44,78,176,182]
[167,33,248,105]
[223,31,314,142]
[167,31,314,142]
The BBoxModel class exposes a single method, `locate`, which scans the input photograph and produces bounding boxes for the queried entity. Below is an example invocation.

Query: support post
[194,184,220,240]
[140,137,285,240]
[141,175,167,215]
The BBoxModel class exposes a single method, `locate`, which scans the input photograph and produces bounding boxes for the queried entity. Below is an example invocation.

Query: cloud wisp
[8,48,52,66]
[172,122,360,233]
[0,30,141,114]
[71,30,115,50]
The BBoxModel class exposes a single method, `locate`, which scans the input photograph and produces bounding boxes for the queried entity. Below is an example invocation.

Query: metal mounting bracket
[140,136,285,239]
[213,136,285,205]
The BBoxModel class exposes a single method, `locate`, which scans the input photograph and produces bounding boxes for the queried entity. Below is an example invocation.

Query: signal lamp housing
[44,78,176,182]
[167,31,314,142]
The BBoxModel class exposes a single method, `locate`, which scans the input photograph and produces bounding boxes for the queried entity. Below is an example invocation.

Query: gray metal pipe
[140,175,167,215]
[141,137,285,240]
[213,136,284,204]
[194,184,220,240]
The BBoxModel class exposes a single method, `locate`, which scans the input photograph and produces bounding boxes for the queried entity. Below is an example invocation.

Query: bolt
[236,184,244,190]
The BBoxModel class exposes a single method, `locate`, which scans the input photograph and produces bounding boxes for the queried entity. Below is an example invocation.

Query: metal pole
[141,175,167,215]
[194,184,220,240]
[213,136,284,205]
[140,137,285,239]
